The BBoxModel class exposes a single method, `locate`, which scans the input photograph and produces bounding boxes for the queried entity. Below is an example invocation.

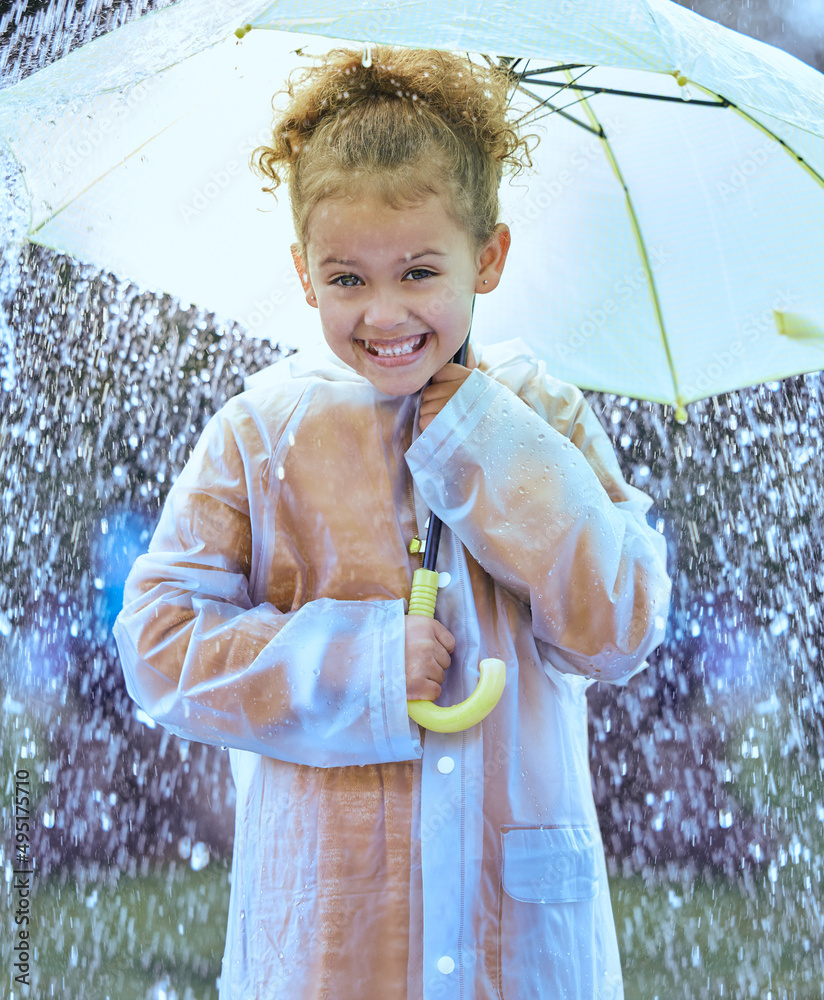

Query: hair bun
[252,45,539,256]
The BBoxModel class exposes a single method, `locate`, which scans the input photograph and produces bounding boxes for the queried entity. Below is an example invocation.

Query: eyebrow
[319,249,447,267]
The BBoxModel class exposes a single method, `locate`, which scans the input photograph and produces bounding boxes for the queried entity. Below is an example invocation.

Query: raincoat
[113,338,671,1000]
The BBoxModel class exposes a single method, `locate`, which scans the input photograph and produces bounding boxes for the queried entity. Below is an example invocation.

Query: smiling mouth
[360,333,429,358]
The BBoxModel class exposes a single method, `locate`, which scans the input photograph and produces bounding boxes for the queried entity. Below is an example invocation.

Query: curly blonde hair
[251,45,538,259]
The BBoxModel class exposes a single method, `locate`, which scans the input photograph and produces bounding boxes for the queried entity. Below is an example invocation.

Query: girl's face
[294,192,510,397]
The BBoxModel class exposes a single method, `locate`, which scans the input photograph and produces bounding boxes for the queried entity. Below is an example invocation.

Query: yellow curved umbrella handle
[406,568,506,732]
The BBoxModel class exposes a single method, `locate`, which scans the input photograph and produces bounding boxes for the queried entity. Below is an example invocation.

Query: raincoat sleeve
[405,362,671,684]
[112,397,419,768]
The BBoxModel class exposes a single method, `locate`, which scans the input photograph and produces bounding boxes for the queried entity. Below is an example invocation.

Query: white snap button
[437,571,451,588]
[437,956,455,975]
[437,756,455,774]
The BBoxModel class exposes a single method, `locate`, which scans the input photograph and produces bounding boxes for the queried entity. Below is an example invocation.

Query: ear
[475,224,511,293]
[291,242,318,308]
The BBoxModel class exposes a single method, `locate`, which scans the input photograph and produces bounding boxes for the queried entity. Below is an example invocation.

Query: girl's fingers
[428,663,446,685]
[433,621,456,652]
[418,402,446,432]
[420,681,442,701]
[419,376,467,429]
[429,362,469,383]
[421,382,459,403]
[432,645,451,671]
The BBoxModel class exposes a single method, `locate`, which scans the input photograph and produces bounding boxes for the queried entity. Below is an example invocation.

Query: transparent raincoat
[113,339,671,1000]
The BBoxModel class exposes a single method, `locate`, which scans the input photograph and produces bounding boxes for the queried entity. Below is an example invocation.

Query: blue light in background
[89,508,155,630]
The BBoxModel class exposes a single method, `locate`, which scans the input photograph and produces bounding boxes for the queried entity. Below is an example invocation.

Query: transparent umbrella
[0,0,823,416]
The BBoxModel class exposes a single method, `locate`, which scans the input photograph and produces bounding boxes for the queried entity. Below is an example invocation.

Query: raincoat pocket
[498,826,600,999]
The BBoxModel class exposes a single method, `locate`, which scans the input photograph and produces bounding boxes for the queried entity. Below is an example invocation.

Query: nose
[363,286,409,331]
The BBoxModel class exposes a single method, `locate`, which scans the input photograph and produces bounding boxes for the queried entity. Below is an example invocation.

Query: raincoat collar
[243,342,365,391]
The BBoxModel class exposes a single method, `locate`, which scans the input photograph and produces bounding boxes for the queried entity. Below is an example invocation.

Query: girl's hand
[419,347,477,432]
[405,616,455,701]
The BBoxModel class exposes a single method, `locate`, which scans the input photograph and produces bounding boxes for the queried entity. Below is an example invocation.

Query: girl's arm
[405,363,671,684]
[113,399,419,768]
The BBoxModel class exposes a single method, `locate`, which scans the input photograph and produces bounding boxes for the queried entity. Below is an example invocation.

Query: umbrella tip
[674,402,689,424]
[235,24,252,40]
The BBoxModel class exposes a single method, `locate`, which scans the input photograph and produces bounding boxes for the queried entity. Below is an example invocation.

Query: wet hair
[251,45,538,260]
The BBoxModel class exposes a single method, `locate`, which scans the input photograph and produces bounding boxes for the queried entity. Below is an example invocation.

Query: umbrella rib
[505,56,530,112]
[518,88,610,130]
[518,99,596,130]
[688,81,824,191]
[479,54,526,111]
[514,83,604,137]
[521,77,729,109]
[562,70,683,416]
[517,98,603,133]
[513,63,592,76]
[519,65,598,115]
[27,114,193,238]
[488,56,624,134]
[492,55,593,123]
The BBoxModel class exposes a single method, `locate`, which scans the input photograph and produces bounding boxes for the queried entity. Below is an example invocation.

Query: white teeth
[363,335,426,357]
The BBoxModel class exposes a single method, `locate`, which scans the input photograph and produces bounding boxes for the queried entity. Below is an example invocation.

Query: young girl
[114,45,670,1000]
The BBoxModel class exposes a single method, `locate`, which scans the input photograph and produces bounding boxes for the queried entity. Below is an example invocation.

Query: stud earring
[483,280,488,285]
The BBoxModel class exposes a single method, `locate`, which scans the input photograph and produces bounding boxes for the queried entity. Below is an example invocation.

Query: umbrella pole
[406,331,506,733]
[420,336,469,574]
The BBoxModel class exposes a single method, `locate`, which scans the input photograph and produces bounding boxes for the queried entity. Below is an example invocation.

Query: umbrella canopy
[1,0,823,415]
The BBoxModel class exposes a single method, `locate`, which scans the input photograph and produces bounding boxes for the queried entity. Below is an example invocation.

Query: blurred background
[1,2,823,998]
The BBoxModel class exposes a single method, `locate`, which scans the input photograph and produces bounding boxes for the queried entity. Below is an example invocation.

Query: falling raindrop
[190,842,210,871]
